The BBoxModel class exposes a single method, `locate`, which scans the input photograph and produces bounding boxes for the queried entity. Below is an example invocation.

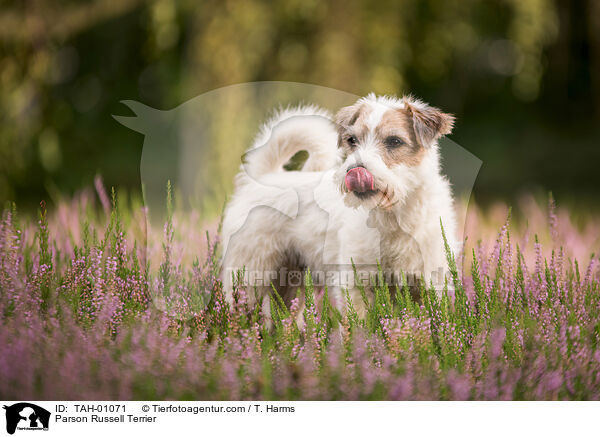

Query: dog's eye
[346,135,358,147]
[384,136,405,148]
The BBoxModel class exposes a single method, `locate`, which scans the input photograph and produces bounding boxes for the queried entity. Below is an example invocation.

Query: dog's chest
[379,229,425,274]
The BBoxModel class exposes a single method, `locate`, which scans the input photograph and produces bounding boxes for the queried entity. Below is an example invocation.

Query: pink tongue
[344,167,375,193]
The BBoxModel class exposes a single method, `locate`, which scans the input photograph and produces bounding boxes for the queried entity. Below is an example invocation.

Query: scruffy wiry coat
[221,94,458,316]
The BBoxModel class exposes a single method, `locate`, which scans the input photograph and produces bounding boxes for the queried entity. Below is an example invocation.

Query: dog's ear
[335,103,363,130]
[403,96,454,147]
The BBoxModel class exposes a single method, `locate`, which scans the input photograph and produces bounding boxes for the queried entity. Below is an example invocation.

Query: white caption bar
[1,401,597,436]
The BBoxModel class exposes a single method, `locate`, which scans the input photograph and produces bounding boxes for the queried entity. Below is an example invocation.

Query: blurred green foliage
[1,0,599,212]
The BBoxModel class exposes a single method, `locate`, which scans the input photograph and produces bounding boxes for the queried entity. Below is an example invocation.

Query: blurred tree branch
[0,0,144,43]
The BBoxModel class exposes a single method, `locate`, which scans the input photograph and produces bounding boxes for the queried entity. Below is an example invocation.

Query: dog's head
[333,94,454,210]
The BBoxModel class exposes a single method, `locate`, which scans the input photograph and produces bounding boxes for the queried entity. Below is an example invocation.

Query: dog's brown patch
[335,103,368,128]
[335,103,372,151]
[374,109,425,167]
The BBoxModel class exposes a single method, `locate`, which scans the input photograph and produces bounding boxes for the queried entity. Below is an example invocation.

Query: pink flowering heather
[0,184,599,400]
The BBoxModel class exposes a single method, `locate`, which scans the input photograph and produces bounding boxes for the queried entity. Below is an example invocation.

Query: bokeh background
[1,0,599,214]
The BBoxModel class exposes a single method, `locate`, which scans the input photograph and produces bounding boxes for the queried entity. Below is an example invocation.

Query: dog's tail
[240,105,339,180]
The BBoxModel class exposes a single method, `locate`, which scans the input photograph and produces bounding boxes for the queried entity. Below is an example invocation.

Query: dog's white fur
[221,94,458,315]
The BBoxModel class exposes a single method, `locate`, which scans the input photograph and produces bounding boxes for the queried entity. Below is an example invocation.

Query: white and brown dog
[221,94,457,315]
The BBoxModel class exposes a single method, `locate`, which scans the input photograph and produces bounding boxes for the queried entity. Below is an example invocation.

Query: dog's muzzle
[345,166,375,193]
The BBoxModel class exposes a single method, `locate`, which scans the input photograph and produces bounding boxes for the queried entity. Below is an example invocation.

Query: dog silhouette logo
[3,403,50,435]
